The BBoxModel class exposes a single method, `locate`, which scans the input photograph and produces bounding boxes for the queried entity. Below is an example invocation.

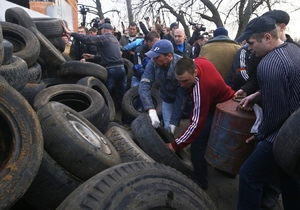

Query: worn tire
[57,161,217,210]
[122,85,162,123]
[5,7,36,29]
[274,107,300,180]
[131,113,194,176]
[22,150,83,209]
[0,27,4,66]
[33,84,110,133]
[2,39,13,65]
[19,81,46,106]
[41,77,77,88]
[33,18,63,38]
[77,76,115,121]
[1,21,40,67]
[31,27,65,71]
[123,58,133,89]
[0,55,28,91]
[59,61,107,83]
[0,76,43,209]
[37,102,121,181]
[27,62,42,83]
[105,126,153,163]
[48,36,65,52]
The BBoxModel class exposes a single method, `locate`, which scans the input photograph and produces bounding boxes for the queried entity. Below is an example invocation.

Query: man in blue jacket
[139,39,186,134]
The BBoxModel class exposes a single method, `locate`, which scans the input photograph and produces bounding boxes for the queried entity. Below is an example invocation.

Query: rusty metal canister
[205,98,256,174]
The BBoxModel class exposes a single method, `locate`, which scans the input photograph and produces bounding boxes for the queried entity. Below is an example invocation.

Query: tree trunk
[126,0,134,24]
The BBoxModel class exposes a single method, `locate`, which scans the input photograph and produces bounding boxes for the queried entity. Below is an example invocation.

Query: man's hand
[82,53,95,60]
[80,58,86,62]
[148,109,160,128]
[166,143,176,153]
[62,21,71,34]
[168,124,176,135]
[234,89,247,98]
[245,135,255,143]
[239,91,260,111]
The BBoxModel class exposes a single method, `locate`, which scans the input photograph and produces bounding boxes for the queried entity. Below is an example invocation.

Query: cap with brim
[100,23,113,30]
[236,16,276,43]
[145,39,174,58]
[262,10,290,25]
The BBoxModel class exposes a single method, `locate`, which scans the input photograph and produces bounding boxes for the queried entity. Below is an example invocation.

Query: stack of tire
[0,7,217,210]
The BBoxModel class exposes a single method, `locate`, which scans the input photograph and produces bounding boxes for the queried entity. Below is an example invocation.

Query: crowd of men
[62,10,300,209]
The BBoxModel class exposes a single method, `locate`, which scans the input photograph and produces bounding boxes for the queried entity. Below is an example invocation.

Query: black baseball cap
[262,10,290,25]
[236,16,276,43]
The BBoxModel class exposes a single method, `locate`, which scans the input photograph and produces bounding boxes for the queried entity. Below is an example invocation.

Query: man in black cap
[235,16,300,210]
[163,22,178,40]
[62,22,127,110]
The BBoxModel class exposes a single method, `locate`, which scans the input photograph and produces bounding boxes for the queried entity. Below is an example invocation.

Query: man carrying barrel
[236,16,300,209]
[167,57,234,190]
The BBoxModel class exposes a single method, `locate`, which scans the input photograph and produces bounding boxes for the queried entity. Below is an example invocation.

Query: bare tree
[126,0,134,24]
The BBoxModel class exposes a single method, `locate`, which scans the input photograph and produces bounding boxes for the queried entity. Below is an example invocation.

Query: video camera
[90,17,111,30]
[188,22,206,31]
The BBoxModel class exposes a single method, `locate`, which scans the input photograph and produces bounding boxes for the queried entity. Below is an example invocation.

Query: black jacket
[170,39,192,58]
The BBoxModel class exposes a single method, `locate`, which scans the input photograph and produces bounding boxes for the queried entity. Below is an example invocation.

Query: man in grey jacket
[139,39,186,134]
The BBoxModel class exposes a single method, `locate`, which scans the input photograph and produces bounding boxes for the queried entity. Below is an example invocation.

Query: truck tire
[37,102,121,181]
[5,7,36,29]
[33,84,110,133]
[57,161,217,210]
[33,18,63,38]
[131,113,194,176]
[0,76,43,209]
[2,39,13,65]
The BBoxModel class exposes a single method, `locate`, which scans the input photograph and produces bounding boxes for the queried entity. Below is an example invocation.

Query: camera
[189,22,206,32]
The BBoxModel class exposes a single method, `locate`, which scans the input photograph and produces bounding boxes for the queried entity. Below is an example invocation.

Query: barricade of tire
[1,7,217,209]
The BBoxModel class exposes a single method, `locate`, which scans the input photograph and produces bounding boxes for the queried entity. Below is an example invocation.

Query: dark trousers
[238,140,300,210]
[190,112,214,189]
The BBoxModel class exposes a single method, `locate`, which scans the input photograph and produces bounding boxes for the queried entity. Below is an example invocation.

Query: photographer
[188,22,206,46]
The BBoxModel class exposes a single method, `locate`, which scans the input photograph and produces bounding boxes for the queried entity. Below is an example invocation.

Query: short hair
[78,26,88,33]
[145,31,160,42]
[175,58,195,76]
[251,28,278,42]
[89,27,98,32]
[129,22,137,28]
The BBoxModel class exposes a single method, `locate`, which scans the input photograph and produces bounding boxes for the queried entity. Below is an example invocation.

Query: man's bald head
[174,28,186,45]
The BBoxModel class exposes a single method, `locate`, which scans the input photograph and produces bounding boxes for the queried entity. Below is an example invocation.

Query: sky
[78,0,300,39]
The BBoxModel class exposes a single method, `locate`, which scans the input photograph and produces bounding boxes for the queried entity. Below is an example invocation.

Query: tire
[27,62,42,83]
[2,39,13,65]
[31,27,65,70]
[22,150,83,209]
[131,113,194,176]
[57,161,217,210]
[33,84,110,133]
[0,76,43,209]
[37,102,121,181]
[41,77,77,88]
[33,18,63,38]
[0,55,28,91]
[0,26,4,66]
[274,107,300,180]
[5,7,36,29]
[48,36,65,52]
[1,21,40,67]
[123,58,133,89]
[19,81,46,106]
[77,76,115,121]
[121,85,162,123]
[105,126,154,163]
[59,61,107,83]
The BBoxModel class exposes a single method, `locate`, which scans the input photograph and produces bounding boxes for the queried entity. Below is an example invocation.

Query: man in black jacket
[170,28,192,58]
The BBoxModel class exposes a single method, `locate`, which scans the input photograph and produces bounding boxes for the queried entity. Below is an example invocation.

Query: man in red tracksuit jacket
[167,57,235,189]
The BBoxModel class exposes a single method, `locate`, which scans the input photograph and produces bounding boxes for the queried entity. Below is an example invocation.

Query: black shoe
[261,195,278,209]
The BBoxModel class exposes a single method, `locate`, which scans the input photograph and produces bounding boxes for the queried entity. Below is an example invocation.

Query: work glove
[168,124,176,135]
[148,109,160,128]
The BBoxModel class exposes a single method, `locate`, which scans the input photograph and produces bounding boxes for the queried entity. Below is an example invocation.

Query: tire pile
[0,7,217,210]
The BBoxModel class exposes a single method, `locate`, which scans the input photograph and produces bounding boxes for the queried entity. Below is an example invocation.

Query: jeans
[105,66,127,107]
[190,112,214,189]
[162,101,174,129]
[238,140,300,210]
[131,75,140,88]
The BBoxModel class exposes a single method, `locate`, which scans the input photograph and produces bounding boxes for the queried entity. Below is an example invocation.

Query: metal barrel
[205,98,256,174]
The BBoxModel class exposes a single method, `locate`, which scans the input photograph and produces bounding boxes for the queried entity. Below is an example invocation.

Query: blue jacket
[138,54,186,126]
